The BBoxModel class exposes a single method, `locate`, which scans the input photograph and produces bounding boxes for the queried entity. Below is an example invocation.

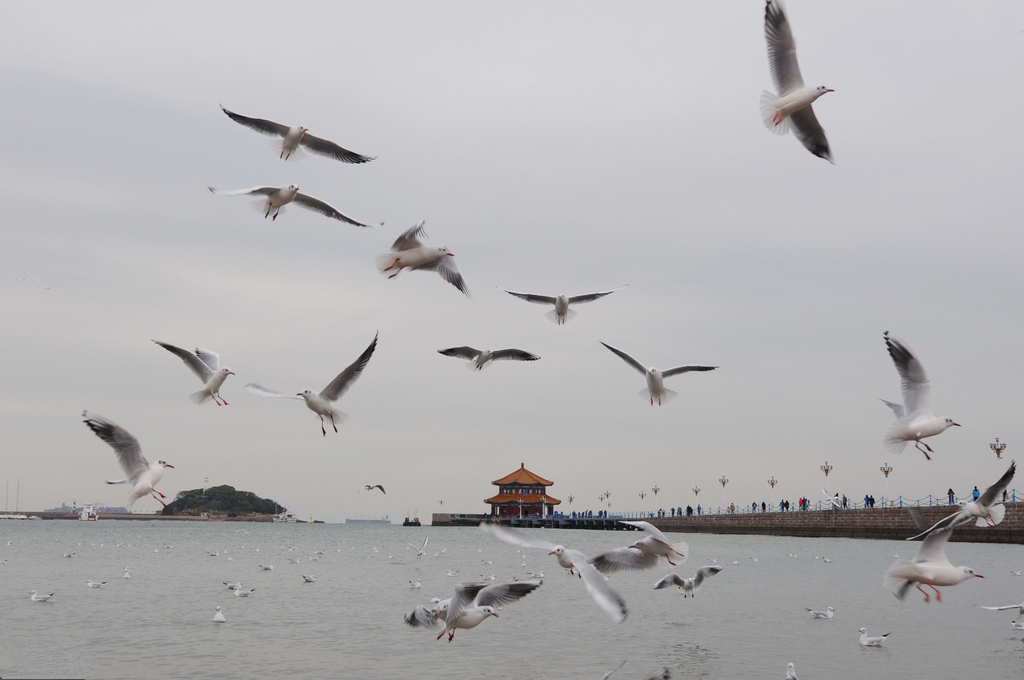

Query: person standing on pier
[948,488,956,505]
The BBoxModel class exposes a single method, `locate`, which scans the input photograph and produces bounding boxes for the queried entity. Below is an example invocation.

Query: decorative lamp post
[820,461,833,478]
[768,476,778,507]
[692,486,700,498]
[991,438,1007,460]
[567,494,574,506]
[719,476,729,505]
[639,491,647,517]
[439,499,444,506]
[652,485,661,497]
[880,462,893,507]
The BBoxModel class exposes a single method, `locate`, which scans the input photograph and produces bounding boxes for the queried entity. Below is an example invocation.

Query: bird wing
[905,508,965,541]
[978,461,1016,507]
[567,286,627,304]
[391,221,427,251]
[438,347,482,360]
[913,527,953,566]
[764,0,805,95]
[319,333,378,402]
[600,661,629,680]
[208,186,277,197]
[599,341,647,376]
[292,191,368,227]
[619,520,673,546]
[587,547,661,574]
[653,573,686,589]
[884,332,931,418]
[153,340,213,383]
[661,365,717,378]
[404,605,444,630]
[194,348,221,372]
[82,412,149,485]
[979,605,1020,611]
[478,521,559,552]
[299,132,375,164]
[490,349,540,362]
[473,579,543,609]
[880,399,905,420]
[569,552,628,623]
[446,582,490,624]
[244,383,303,400]
[788,106,832,163]
[502,290,557,305]
[219,106,290,138]
[410,255,471,298]
[693,565,723,587]
[421,536,429,552]
[372,485,386,494]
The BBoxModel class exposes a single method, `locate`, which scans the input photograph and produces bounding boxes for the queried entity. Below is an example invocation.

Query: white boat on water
[79,504,98,521]
[0,514,28,520]
[273,510,299,523]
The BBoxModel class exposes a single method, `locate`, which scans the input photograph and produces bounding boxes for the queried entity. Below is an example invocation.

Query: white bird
[219,105,375,164]
[208,184,367,226]
[859,628,890,647]
[598,341,716,405]
[207,551,219,557]
[437,346,540,371]
[1012,620,1024,630]
[588,521,689,572]
[405,579,542,642]
[122,567,131,579]
[885,527,983,602]
[806,606,834,619]
[258,564,273,571]
[377,221,469,297]
[29,590,54,602]
[501,286,626,325]
[407,536,429,558]
[1012,571,1022,577]
[761,0,834,162]
[302,575,316,583]
[881,332,959,459]
[152,341,235,405]
[246,333,377,436]
[908,462,1016,540]
[786,662,799,680]
[480,574,496,581]
[479,522,628,623]
[235,587,256,597]
[82,412,174,509]
[63,552,75,558]
[409,579,422,589]
[213,606,226,623]
[654,566,723,598]
[601,663,670,680]
[223,582,242,590]
[978,600,1024,617]
[360,484,386,494]
[86,579,106,588]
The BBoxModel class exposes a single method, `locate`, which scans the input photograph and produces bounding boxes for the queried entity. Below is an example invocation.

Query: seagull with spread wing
[908,462,1015,540]
[377,221,469,297]
[881,331,959,460]
[208,184,367,226]
[220,105,374,163]
[152,341,234,405]
[654,566,723,598]
[82,412,174,509]
[405,579,542,642]
[437,346,539,371]
[501,286,626,325]
[598,341,716,406]
[245,333,377,436]
[479,522,628,623]
[885,527,983,602]
[760,0,834,162]
[588,521,689,573]
[360,484,386,494]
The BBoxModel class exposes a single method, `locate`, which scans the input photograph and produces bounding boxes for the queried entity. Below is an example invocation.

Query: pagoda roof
[484,493,561,506]
[491,462,553,486]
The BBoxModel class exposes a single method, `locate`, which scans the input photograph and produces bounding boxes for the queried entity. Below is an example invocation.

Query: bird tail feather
[640,387,678,404]
[376,254,400,275]
[978,503,1005,527]
[189,389,212,405]
[883,424,909,453]
[271,138,306,161]
[760,91,789,135]
[544,308,577,324]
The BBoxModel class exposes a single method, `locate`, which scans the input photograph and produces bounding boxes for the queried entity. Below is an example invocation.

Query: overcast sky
[2,1,1023,522]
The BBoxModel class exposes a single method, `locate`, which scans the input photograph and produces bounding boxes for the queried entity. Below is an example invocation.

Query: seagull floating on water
[885,527,983,602]
[377,221,469,297]
[235,587,256,598]
[654,566,723,598]
[598,341,716,405]
[30,590,54,602]
[213,606,226,623]
[153,341,234,405]
[405,579,542,642]
[302,575,316,583]
[806,606,834,619]
[438,346,539,371]
[209,184,368,226]
[86,580,106,588]
[908,461,1015,540]
[859,627,889,647]
[220,105,375,164]
[82,412,174,509]
[501,286,626,325]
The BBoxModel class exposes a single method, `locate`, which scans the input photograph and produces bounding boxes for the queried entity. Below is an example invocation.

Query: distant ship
[79,503,98,521]
[345,515,391,525]
[272,510,299,523]
[403,517,421,527]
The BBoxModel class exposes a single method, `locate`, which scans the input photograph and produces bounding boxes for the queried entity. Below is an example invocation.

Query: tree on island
[161,485,283,517]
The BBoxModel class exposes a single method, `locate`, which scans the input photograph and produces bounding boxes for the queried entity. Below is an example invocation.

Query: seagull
[881,331,959,460]
[86,580,106,588]
[409,579,422,589]
[761,0,834,162]
[598,341,716,405]
[601,663,671,680]
[405,579,542,642]
[302,575,316,583]
[219,105,375,164]
[122,567,131,579]
[235,587,256,597]
[885,527,983,602]
[806,606,834,619]
[907,461,1016,540]
[63,552,76,558]
[588,521,689,573]
[859,628,889,647]
[246,333,377,436]
[208,184,367,226]
[654,566,723,598]
[213,606,226,623]
[479,522,628,623]
[1012,571,1022,577]
[223,582,243,590]
[500,286,626,325]
[978,600,1024,617]
[82,412,174,509]
[377,221,469,297]
[207,551,219,557]
[360,484,386,494]
[30,590,54,602]
[152,341,235,405]
[407,536,429,558]
[1012,620,1024,630]
[437,346,539,371]
[786,662,799,680]
[258,564,273,571]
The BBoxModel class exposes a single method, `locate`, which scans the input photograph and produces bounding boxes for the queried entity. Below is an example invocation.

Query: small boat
[272,510,299,523]
[79,504,98,521]
[345,517,391,525]
[403,517,421,527]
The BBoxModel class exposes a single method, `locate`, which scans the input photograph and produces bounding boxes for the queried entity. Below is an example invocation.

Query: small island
[161,485,284,520]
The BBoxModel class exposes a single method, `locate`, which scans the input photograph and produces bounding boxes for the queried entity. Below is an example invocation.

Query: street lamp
[719,476,729,505]
[820,461,833,478]
[692,486,700,498]
[880,462,893,507]
[652,485,660,497]
[768,476,778,507]
[567,494,574,506]
[991,438,1007,460]
[639,491,647,517]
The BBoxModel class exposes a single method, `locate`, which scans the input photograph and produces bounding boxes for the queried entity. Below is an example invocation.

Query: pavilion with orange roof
[485,462,561,518]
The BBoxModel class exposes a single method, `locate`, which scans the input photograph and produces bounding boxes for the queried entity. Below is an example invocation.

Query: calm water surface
[1,521,1023,679]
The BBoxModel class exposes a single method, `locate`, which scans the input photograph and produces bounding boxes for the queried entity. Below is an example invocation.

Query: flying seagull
[881,331,959,459]
[377,221,469,298]
[977,600,1024,617]
[361,484,386,494]
[246,333,377,436]
[588,521,689,573]
[760,0,834,162]
[208,184,368,226]
[907,461,1015,540]
[654,566,723,598]
[405,579,542,642]
[82,412,174,509]
[152,341,234,405]
[885,527,983,602]
[598,341,716,405]
[220,105,375,163]
[407,536,429,558]
[437,347,539,371]
[501,286,626,325]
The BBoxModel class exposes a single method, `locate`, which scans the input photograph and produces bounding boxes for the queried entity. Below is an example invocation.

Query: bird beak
[827,88,835,92]
[296,393,303,397]
[549,551,556,555]
[975,574,985,578]
[952,423,961,427]
[165,464,175,468]
[229,371,235,375]
[491,612,499,618]
[447,252,455,256]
